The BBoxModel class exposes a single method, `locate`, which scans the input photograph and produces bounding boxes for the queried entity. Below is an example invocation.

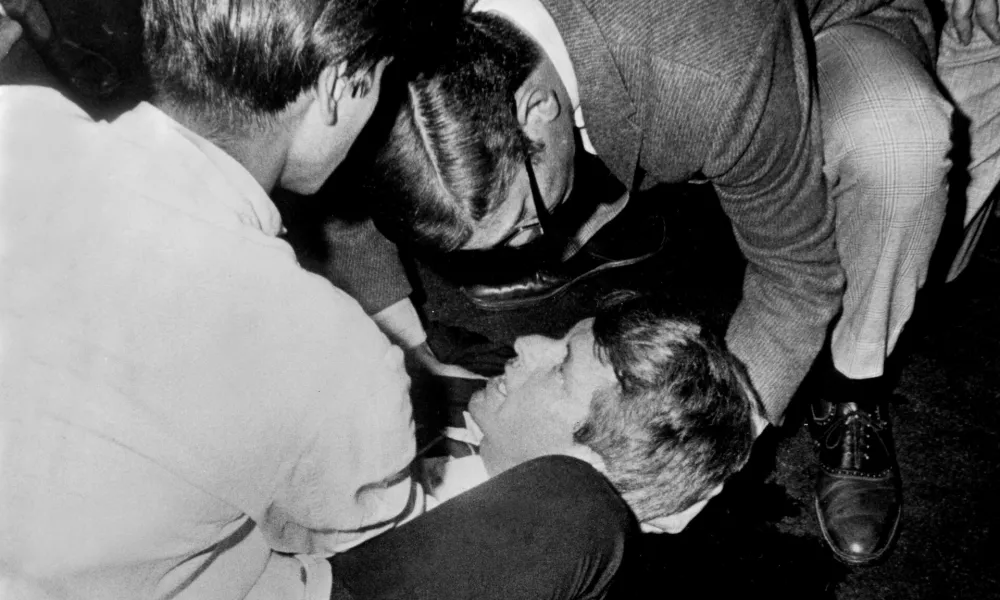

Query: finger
[435,364,487,380]
[952,0,975,44]
[0,16,23,60]
[975,0,1000,44]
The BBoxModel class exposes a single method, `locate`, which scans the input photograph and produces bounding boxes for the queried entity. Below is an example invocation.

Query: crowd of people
[0,0,997,598]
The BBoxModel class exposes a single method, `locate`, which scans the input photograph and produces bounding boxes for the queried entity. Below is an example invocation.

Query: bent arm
[706,6,844,423]
[260,303,424,555]
[318,216,482,379]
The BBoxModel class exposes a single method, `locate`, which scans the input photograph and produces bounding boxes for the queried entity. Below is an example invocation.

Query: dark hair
[370,11,542,251]
[141,0,445,134]
[575,293,761,521]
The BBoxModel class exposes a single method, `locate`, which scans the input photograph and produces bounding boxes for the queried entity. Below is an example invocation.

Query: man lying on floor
[429,293,764,532]
[329,293,765,597]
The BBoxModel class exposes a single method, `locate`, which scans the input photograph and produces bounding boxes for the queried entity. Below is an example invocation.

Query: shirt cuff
[296,554,334,600]
[422,455,490,506]
[371,298,427,349]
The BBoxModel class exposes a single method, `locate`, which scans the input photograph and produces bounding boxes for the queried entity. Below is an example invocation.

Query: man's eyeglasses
[495,92,585,257]
[496,90,568,249]
[496,154,553,247]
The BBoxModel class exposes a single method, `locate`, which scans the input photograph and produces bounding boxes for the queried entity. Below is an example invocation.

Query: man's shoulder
[0,85,94,133]
[0,84,89,110]
[0,86,99,173]
[570,0,791,75]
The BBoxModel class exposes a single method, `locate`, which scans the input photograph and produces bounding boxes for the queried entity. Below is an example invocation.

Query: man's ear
[316,61,349,126]
[520,86,562,138]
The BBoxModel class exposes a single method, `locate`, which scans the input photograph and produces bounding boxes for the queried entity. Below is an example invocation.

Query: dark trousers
[329,455,635,600]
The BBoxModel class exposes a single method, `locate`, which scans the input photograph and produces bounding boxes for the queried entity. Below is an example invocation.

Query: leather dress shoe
[462,215,666,311]
[810,398,902,565]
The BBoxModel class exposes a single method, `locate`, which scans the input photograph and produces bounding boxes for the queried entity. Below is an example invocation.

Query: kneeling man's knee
[827,78,952,228]
[843,88,951,190]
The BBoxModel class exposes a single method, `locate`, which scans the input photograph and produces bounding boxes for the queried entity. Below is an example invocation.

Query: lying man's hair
[370,11,541,250]
[142,0,432,137]
[578,293,762,521]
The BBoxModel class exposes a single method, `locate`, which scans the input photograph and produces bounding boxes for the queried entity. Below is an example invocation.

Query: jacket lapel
[542,0,642,191]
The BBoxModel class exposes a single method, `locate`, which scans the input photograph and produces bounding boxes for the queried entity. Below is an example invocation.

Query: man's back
[0,87,417,600]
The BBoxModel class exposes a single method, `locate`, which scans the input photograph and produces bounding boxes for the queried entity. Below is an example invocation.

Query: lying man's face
[469,318,616,476]
[468,313,750,534]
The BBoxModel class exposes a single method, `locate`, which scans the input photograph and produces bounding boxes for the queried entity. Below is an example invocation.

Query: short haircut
[141,0,438,134]
[575,293,762,522]
[370,11,541,251]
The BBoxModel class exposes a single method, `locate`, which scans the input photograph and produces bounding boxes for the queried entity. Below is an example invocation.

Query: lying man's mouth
[471,376,508,414]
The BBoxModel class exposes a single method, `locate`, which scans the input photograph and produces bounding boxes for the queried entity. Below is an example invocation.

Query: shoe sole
[813,494,903,566]
[465,252,656,312]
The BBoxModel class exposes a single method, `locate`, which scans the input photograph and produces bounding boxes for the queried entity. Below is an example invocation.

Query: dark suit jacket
[322,0,935,420]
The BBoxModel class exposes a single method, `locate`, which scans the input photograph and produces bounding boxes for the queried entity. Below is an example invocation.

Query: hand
[951,0,1000,45]
[409,342,486,380]
[1,14,22,61]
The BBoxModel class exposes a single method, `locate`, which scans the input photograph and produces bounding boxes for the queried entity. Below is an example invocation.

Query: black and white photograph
[1,0,998,598]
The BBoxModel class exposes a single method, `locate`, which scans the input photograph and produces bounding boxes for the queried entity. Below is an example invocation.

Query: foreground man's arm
[257,298,425,555]
[316,216,483,379]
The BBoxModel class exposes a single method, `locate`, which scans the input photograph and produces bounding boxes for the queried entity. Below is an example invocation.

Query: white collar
[128,102,285,237]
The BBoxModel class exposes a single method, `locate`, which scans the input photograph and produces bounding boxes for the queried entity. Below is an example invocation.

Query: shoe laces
[822,403,887,465]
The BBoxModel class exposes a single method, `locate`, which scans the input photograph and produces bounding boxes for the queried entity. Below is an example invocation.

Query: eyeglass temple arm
[524,156,552,232]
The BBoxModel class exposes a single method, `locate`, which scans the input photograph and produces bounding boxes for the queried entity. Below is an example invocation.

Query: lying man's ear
[640,483,725,534]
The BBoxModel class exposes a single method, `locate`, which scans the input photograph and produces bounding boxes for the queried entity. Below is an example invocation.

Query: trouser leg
[816,24,951,379]
[936,17,1000,281]
[328,455,633,600]
[808,22,951,566]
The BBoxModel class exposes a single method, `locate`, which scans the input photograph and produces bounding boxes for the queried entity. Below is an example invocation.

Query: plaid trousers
[816,23,952,379]
[937,15,1000,281]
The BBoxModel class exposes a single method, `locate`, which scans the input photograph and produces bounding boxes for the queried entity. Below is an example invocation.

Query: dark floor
[6,5,999,598]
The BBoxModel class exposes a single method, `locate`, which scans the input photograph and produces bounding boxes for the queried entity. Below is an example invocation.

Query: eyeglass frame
[495,89,566,249]
[494,152,553,247]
